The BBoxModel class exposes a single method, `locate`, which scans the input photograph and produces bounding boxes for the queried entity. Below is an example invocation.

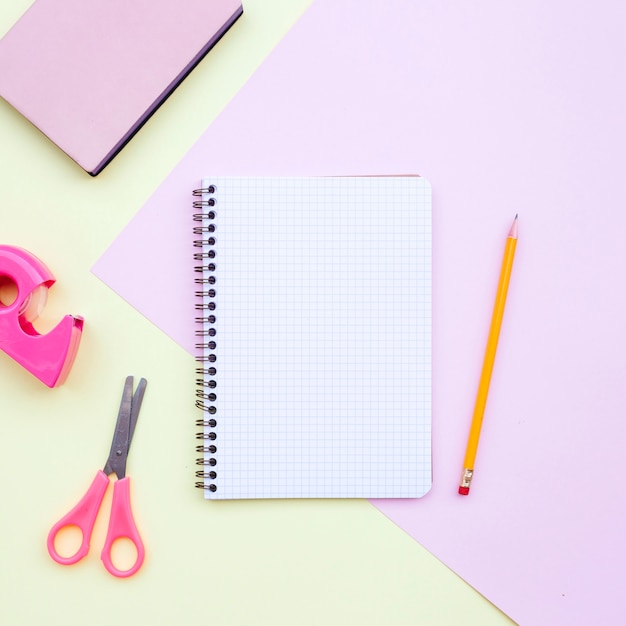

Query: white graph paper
[197,176,431,499]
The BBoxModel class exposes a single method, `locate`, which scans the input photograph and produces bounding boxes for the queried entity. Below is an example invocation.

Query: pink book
[0,0,243,175]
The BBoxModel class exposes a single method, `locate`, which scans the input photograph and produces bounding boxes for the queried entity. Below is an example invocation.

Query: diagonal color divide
[93,1,626,624]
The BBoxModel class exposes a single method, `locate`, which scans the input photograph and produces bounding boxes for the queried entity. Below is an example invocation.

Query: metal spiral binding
[193,185,218,493]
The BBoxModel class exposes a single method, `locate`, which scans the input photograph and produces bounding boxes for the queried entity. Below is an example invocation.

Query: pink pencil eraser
[458,486,470,495]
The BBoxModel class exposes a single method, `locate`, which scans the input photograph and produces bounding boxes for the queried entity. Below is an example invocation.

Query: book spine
[192,185,218,494]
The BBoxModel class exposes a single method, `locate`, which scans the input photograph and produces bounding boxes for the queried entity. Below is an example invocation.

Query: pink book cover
[0,0,243,175]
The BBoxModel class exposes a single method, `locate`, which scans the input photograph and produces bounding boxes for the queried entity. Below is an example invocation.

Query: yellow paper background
[0,1,512,623]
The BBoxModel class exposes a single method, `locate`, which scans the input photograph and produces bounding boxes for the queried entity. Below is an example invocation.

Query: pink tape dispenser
[0,245,83,387]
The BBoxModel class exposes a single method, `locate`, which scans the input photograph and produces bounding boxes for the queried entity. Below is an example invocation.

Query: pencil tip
[508,215,518,239]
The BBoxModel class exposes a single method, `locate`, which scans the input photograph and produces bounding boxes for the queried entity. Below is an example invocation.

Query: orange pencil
[459,215,518,495]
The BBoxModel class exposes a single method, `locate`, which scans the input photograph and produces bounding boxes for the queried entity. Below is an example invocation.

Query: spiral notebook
[193,176,432,499]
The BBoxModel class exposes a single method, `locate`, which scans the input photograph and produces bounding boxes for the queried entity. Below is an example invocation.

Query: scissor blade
[103,376,135,479]
[128,377,147,446]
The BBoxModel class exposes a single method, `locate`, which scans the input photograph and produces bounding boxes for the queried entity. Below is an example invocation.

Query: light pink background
[93,1,626,624]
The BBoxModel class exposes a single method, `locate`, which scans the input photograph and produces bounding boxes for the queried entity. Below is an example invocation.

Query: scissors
[47,376,147,578]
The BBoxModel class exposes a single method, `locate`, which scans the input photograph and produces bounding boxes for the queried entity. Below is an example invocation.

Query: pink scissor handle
[101,476,145,578]
[47,470,109,565]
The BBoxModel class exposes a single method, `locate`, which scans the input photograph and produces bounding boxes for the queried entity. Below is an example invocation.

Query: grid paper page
[197,176,431,499]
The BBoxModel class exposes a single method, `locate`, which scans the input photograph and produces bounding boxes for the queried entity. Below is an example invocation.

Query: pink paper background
[93,1,626,624]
